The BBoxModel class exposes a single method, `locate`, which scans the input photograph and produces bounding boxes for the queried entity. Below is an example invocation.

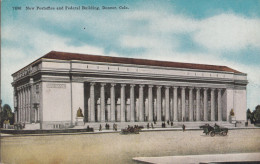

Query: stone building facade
[12,51,248,129]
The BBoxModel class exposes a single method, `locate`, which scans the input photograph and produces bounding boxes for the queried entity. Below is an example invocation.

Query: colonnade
[86,83,224,123]
[16,84,39,123]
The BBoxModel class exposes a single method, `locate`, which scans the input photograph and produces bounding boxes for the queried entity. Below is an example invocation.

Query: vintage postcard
[1,0,260,163]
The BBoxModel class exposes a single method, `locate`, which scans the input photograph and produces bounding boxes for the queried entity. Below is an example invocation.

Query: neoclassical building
[12,51,248,129]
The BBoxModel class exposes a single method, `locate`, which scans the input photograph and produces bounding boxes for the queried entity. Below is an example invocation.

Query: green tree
[252,105,260,123]
[0,104,14,127]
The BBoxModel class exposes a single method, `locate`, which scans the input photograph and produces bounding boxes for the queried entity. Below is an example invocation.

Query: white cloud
[195,14,260,51]
[120,35,178,51]
[124,11,260,52]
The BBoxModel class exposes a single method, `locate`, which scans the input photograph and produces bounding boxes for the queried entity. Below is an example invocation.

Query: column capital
[195,87,201,90]
[188,86,194,90]
[111,83,116,87]
[121,84,126,87]
[217,88,223,92]
[90,82,95,86]
[173,86,178,89]
[164,86,170,89]
[148,85,153,88]
[139,84,145,88]
[211,88,216,91]
[101,83,106,86]
[130,84,135,87]
[180,86,186,90]
[156,85,162,89]
[203,87,209,91]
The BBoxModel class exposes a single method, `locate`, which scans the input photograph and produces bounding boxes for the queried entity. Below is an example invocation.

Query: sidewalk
[133,152,260,164]
[1,126,259,137]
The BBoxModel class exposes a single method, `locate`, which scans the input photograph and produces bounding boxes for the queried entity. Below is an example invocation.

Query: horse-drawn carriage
[200,124,228,137]
[120,126,141,135]
[14,122,25,130]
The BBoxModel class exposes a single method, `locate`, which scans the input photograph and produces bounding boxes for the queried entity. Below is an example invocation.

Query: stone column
[181,87,186,121]
[139,85,144,122]
[28,88,30,122]
[110,83,116,122]
[196,88,201,121]
[90,83,95,122]
[28,87,32,123]
[23,88,25,122]
[211,88,215,121]
[157,86,162,121]
[35,106,38,123]
[37,104,40,122]
[26,88,29,123]
[20,89,22,122]
[120,84,126,122]
[26,88,29,122]
[173,87,178,122]
[18,90,20,122]
[14,110,17,123]
[148,85,153,122]
[29,78,34,123]
[203,88,208,121]
[130,84,135,122]
[21,88,23,122]
[218,89,222,121]
[189,87,194,121]
[165,86,170,121]
[100,83,106,122]
[25,89,27,122]
[22,89,24,122]
[23,88,26,122]
[24,88,26,122]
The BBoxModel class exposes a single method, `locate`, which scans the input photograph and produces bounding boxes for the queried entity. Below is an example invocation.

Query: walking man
[99,124,102,131]
[182,124,185,132]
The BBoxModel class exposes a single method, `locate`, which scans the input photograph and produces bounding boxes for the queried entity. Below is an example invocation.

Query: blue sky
[1,0,260,111]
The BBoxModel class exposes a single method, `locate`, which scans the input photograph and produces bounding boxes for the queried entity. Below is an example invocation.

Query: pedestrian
[151,123,154,129]
[182,124,185,132]
[171,121,173,127]
[167,120,169,125]
[115,124,117,131]
[99,124,102,131]
[147,123,150,129]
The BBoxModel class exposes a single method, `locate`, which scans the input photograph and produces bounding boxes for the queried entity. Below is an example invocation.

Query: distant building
[12,51,248,129]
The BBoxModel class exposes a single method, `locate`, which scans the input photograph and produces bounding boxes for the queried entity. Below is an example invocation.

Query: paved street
[1,129,260,164]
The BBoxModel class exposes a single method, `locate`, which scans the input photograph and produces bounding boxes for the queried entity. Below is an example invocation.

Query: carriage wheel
[222,131,227,136]
[210,131,215,137]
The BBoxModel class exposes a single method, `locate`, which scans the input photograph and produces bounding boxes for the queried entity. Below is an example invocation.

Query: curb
[1,127,259,137]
